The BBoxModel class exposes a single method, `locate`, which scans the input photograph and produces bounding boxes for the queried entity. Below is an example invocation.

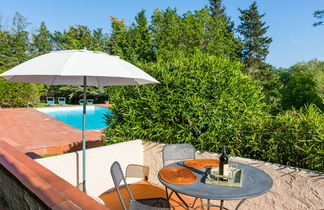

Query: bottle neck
[222,145,226,155]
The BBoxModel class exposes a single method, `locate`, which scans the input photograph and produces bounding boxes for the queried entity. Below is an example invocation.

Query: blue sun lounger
[87,99,94,105]
[46,97,55,106]
[79,99,93,105]
[58,97,66,105]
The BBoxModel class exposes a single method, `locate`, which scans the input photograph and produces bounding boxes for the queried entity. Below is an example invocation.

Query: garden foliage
[237,1,272,76]
[104,53,324,172]
[259,105,324,172]
[0,13,43,107]
[104,52,267,152]
[0,73,40,107]
[278,60,324,111]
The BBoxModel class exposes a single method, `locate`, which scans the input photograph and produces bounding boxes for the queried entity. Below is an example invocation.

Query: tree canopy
[313,10,324,26]
[237,1,272,75]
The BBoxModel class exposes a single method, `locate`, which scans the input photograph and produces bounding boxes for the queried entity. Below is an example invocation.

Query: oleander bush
[103,52,324,172]
[260,105,324,172]
[103,52,268,152]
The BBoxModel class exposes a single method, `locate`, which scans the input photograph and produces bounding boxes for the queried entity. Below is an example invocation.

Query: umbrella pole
[82,76,87,192]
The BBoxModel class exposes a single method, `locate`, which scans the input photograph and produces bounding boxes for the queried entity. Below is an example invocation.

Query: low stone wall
[37,140,144,197]
[0,141,108,210]
[143,141,324,210]
[0,165,48,210]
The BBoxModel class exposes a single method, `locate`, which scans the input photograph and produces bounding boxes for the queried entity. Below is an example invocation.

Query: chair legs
[165,187,203,209]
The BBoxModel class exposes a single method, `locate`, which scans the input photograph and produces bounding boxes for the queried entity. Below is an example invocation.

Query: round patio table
[158,161,273,210]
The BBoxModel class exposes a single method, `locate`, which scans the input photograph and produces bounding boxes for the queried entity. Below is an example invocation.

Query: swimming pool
[36,106,111,130]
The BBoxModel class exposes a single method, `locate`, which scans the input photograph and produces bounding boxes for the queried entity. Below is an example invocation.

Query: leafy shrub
[0,76,41,108]
[259,105,324,172]
[103,52,267,153]
[103,53,324,172]
[279,60,324,111]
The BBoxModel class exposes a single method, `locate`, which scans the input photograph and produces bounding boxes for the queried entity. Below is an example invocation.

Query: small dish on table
[183,159,219,169]
[159,167,198,185]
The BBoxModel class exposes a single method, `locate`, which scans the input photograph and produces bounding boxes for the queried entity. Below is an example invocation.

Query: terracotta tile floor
[0,105,108,155]
[100,181,220,210]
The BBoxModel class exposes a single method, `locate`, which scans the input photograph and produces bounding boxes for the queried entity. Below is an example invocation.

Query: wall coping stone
[0,141,109,210]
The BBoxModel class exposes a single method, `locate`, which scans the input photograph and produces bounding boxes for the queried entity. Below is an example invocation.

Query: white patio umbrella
[0,49,159,192]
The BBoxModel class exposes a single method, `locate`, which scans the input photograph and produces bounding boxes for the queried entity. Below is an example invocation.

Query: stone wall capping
[0,141,109,210]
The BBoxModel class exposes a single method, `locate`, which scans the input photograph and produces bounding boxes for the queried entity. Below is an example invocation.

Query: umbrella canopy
[0,49,159,193]
[1,49,159,86]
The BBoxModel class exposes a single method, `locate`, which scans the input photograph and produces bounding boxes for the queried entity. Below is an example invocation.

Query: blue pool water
[37,106,111,130]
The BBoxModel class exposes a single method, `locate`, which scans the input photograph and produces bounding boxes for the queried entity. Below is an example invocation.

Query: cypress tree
[238,1,272,73]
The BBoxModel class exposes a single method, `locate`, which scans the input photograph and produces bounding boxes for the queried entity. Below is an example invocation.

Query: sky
[0,0,323,68]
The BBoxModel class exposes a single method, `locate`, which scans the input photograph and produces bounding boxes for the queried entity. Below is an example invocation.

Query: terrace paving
[0,105,108,155]
[100,181,207,209]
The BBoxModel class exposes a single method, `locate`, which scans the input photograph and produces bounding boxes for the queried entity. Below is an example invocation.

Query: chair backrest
[46,97,55,105]
[126,164,149,181]
[87,99,94,104]
[110,161,134,210]
[58,97,66,104]
[162,143,196,166]
[79,99,84,105]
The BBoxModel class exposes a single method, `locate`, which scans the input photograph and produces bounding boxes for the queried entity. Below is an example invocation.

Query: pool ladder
[27,102,36,109]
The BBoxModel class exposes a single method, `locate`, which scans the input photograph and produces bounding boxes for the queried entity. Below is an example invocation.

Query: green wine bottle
[219,145,229,180]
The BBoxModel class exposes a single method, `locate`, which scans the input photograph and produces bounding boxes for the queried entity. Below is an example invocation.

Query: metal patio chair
[110,161,170,210]
[162,143,196,166]
[162,143,202,209]
[126,164,149,181]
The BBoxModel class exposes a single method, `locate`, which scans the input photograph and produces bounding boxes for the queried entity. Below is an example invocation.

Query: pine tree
[208,0,241,59]
[108,17,128,58]
[10,12,31,62]
[238,1,272,73]
[313,10,324,26]
[91,28,109,52]
[151,8,182,58]
[31,22,53,55]
[209,0,234,30]
[52,25,93,50]
[126,10,154,62]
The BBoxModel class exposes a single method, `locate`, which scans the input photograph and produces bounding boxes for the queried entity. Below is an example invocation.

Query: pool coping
[0,104,111,155]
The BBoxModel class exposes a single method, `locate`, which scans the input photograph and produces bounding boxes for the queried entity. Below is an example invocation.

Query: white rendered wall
[36,140,144,197]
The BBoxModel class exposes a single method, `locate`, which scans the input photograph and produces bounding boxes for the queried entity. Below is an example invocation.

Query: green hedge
[258,105,324,172]
[104,52,267,151]
[0,77,41,108]
[103,53,324,172]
